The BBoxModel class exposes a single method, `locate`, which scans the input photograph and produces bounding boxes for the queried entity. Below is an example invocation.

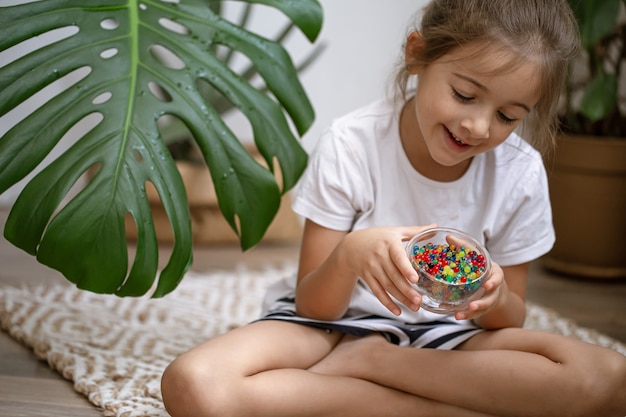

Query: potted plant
[544,0,626,278]
[0,0,323,296]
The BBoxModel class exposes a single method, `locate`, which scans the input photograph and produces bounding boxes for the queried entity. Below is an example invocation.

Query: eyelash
[451,88,517,125]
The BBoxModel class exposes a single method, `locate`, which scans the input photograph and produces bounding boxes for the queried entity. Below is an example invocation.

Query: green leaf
[580,71,618,122]
[235,0,324,43]
[568,0,621,48]
[0,0,322,297]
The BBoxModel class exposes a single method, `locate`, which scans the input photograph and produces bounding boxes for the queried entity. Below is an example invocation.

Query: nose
[460,111,490,140]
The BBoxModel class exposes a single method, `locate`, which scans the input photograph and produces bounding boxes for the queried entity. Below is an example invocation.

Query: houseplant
[544,0,626,278]
[0,0,323,296]
[128,3,325,246]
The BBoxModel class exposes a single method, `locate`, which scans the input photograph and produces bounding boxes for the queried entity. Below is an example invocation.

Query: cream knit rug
[1,264,625,417]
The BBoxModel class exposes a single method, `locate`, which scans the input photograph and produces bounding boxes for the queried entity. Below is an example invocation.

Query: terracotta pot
[543,135,626,279]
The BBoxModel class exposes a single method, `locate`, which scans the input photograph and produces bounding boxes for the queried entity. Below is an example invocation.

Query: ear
[405,31,425,74]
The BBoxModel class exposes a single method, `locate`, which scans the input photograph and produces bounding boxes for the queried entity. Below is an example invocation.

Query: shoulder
[325,98,398,145]
[312,97,399,167]
[292,98,400,231]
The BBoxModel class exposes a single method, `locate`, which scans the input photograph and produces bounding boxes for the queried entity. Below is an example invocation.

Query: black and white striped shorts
[258,277,483,350]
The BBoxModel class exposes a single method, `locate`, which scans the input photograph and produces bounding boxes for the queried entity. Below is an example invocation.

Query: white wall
[0,0,428,206]
[297,0,427,150]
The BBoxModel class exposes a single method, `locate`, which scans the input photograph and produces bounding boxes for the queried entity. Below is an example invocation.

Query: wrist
[474,282,525,329]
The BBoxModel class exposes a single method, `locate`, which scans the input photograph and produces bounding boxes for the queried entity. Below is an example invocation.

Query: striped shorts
[258,276,483,350]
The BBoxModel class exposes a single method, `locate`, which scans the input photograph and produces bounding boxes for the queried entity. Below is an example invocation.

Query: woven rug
[1,264,625,417]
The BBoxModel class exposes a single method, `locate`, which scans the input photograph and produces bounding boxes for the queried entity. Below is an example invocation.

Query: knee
[572,349,626,417]
[161,356,207,417]
[594,351,626,416]
[161,354,235,417]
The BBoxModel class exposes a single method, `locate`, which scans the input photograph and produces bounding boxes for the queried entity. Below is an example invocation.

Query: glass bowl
[405,227,492,314]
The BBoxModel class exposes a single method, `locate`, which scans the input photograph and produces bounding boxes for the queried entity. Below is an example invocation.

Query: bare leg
[309,328,626,417]
[161,320,498,417]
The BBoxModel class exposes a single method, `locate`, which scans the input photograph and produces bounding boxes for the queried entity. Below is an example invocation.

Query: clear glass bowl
[405,227,492,314]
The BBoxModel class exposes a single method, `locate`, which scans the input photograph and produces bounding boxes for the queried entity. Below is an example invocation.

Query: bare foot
[308,333,389,378]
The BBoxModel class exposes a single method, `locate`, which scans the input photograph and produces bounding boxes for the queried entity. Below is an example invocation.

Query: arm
[294,220,354,320]
[295,220,434,320]
[456,262,529,329]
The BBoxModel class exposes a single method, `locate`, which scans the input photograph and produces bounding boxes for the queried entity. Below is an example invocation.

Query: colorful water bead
[410,242,487,284]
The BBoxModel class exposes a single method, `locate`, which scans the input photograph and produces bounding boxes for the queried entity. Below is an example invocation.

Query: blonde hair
[394,0,580,155]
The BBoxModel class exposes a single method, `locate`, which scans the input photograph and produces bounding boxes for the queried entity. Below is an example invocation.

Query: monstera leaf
[0,0,322,297]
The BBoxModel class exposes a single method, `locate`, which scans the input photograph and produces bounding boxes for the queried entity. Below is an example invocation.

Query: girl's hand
[454,262,505,321]
[338,225,436,316]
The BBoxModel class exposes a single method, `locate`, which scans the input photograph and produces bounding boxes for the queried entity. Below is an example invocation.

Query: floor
[0,209,625,416]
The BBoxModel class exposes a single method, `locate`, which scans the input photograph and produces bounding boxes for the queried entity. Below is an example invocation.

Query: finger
[367,265,420,313]
[455,296,492,320]
[463,285,500,314]
[363,273,403,316]
[380,273,420,312]
[455,310,483,321]
[403,224,438,242]
[384,253,421,309]
[481,270,502,292]
[390,242,419,284]
[445,233,477,251]
[386,282,421,312]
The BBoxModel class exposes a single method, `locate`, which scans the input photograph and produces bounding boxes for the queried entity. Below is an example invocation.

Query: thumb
[401,224,438,241]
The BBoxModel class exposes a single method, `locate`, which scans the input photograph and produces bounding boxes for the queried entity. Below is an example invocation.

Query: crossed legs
[161,320,626,417]
[309,328,626,416]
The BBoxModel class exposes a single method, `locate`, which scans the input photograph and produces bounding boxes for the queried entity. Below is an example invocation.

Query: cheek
[415,92,455,125]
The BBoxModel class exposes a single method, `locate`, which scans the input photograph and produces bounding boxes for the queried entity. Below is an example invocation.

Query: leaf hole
[92,91,112,105]
[139,3,147,10]
[157,114,203,162]
[123,211,146,282]
[133,149,144,162]
[0,26,78,68]
[148,81,173,102]
[149,44,185,70]
[124,211,138,243]
[125,182,177,251]
[100,18,119,30]
[100,48,118,59]
[87,161,103,177]
[233,214,242,239]
[194,78,254,150]
[157,115,199,161]
[26,113,104,222]
[271,155,284,192]
[158,17,191,35]
[0,66,92,136]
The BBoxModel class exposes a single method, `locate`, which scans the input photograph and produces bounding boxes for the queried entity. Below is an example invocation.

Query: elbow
[295,298,347,322]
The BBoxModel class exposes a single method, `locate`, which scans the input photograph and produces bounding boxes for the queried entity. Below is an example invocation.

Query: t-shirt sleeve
[486,157,555,266]
[291,126,371,232]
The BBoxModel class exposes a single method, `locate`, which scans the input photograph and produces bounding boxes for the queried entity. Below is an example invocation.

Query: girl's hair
[393,0,580,155]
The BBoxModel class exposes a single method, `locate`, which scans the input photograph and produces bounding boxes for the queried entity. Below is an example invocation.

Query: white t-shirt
[292,97,555,267]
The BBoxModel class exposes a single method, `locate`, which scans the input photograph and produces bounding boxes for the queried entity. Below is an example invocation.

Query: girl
[162,1,626,416]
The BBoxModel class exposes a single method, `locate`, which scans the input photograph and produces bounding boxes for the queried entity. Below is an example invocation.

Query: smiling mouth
[447,128,467,146]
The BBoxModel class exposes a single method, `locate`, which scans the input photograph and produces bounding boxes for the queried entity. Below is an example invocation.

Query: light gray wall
[221,0,427,150]
[296,0,428,150]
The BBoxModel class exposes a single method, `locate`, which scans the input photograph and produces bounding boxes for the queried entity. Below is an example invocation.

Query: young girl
[162,0,626,416]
